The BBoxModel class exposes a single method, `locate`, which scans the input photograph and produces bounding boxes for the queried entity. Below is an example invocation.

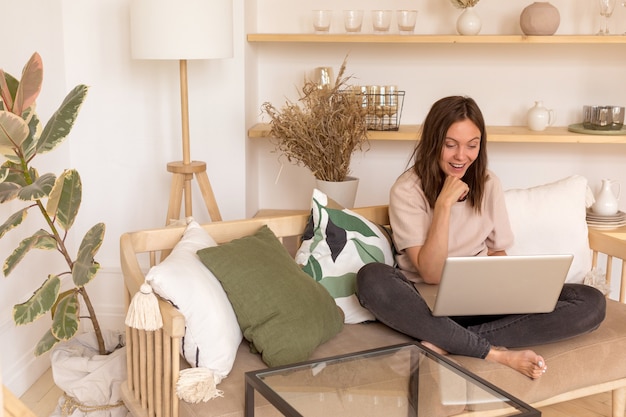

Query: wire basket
[362,90,405,131]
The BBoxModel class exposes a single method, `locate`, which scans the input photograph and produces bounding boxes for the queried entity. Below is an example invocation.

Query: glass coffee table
[245,343,540,417]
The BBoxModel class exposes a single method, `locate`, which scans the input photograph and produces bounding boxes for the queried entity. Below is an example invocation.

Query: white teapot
[592,179,620,216]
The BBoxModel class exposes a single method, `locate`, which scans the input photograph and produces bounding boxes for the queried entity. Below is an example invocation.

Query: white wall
[0,0,246,395]
[1,0,625,396]
[250,0,626,212]
[247,1,626,309]
[0,0,72,396]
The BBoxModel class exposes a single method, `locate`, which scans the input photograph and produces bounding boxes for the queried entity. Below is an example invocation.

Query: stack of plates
[586,210,626,229]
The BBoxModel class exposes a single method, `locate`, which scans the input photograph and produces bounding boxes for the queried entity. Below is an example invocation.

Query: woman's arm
[406,176,469,284]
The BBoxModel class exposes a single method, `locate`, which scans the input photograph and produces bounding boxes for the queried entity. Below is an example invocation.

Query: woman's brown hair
[410,96,488,212]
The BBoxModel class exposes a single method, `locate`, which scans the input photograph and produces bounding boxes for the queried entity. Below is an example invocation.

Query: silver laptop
[415,254,573,317]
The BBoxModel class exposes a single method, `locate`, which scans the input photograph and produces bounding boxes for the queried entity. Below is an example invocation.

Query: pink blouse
[390,169,514,281]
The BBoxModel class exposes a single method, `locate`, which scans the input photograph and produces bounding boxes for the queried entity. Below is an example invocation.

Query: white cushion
[504,175,592,283]
[296,189,395,324]
[146,220,242,381]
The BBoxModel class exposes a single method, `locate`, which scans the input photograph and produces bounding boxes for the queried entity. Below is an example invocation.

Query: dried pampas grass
[450,0,480,8]
[261,57,368,182]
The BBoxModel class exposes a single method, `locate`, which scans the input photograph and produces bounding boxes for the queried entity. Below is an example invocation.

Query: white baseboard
[0,317,51,397]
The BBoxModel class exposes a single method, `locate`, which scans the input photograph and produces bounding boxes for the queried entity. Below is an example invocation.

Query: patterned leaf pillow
[295,189,395,324]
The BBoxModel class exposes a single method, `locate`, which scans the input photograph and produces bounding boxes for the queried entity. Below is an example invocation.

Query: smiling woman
[439,119,481,190]
[356,95,607,380]
[412,96,488,212]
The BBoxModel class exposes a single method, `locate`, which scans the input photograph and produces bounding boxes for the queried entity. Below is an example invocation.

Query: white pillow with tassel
[132,219,242,391]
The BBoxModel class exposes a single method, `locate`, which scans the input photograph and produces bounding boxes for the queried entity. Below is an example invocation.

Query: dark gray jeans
[356,263,606,359]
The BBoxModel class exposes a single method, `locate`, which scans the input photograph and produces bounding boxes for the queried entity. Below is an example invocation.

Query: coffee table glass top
[245,343,539,417]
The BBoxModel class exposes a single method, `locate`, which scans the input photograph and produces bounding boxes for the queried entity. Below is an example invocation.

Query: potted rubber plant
[261,57,368,207]
[0,51,105,356]
[0,53,126,416]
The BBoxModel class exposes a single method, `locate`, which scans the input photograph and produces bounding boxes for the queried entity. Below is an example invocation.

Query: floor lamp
[130,0,233,223]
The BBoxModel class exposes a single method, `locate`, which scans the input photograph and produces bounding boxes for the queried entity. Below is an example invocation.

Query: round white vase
[592,179,620,216]
[315,176,359,208]
[527,101,555,131]
[456,7,481,35]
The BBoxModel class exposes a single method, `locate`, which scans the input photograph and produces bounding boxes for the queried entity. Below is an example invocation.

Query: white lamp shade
[130,0,233,60]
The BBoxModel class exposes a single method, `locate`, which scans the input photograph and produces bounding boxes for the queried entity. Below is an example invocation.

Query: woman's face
[438,118,481,179]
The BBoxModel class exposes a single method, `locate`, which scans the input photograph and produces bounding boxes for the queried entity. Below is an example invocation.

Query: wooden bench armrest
[122,232,186,417]
[588,227,626,303]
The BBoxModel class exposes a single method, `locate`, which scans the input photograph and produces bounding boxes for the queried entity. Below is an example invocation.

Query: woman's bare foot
[421,341,449,355]
[486,347,547,379]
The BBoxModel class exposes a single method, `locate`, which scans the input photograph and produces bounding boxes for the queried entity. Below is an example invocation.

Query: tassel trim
[176,368,224,403]
[125,282,163,331]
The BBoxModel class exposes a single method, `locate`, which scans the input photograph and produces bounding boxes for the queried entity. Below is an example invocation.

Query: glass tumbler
[372,10,392,33]
[397,10,418,34]
[312,10,332,33]
[343,10,364,33]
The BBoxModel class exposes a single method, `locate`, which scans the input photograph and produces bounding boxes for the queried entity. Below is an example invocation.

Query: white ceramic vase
[456,7,481,35]
[527,101,555,131]
[592,179,620,216]
[315,176,359,208]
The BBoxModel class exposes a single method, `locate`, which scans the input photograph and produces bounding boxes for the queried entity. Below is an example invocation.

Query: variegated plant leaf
[72,222,105,287]
[0,160,35,187]
[17,172,55,201]
[34,329,60,356]
[3,229,57,277]
[0,71,19,113]
[53,289,76,318]
[51,291,80,341]
[36,84,88,155]
[13,52,43,117]
[0,207,28,239]
[20,108,41,162]
[47,169,81,231]
[0,111,29,157]
[0,162,40,203]
[0,182,20,203]
[13,275,61,325]
[0,161,8,182]
[0,69,14,111]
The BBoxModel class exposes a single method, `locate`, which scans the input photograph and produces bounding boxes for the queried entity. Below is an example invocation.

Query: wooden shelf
[247,34,626,45]
[247,34,626,145]
[248,123,626,144]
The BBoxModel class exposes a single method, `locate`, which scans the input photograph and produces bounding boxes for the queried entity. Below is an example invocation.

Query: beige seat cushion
[455,299,626,404]
[180,323,412,417]
[180,299,626,417]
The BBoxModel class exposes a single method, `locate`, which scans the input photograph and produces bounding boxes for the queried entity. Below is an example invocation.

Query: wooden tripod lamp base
[166,160,222,224]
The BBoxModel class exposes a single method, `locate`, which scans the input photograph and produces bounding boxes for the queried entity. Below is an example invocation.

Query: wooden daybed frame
[120,206,626,417]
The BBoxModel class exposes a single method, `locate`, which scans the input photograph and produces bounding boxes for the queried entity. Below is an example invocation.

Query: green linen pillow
[196,225,344,367]
[295,189,395,324]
